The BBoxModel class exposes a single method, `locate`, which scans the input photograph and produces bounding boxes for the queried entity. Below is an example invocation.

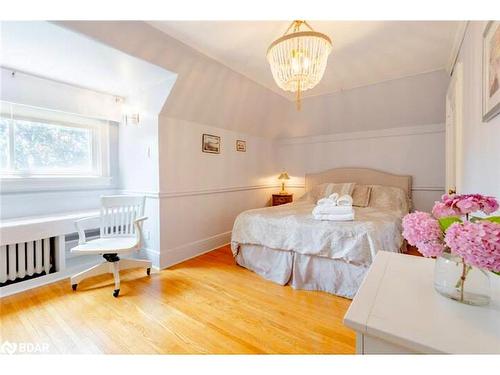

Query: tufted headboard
[305,167,413,202]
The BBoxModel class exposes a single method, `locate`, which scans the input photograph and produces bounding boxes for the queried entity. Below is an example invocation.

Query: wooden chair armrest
[134,216,148,224]
[133,216,148,247]
[75,215,100,245]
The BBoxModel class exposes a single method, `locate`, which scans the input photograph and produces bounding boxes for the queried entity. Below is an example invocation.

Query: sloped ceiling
[148,21,460,100]
[1,21,176,100]
[52,21,451,139]
[56,21,291,139]
[285,69,448,138]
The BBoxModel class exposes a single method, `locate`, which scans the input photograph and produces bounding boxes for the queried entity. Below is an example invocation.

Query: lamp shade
[278,172,290,180]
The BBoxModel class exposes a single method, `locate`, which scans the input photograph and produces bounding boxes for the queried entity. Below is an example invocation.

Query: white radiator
[0,209,98,297]
[0,237,55,284]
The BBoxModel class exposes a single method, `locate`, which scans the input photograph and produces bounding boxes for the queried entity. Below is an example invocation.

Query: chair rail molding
[120,183,442,199]
[120,183,305,199]
[412,186,445,192]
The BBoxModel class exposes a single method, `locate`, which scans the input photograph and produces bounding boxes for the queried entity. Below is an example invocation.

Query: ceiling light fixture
[267,20,332,110]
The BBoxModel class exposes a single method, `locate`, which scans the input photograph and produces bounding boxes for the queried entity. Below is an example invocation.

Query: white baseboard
[160,231,232,269]
[136,247,161,268]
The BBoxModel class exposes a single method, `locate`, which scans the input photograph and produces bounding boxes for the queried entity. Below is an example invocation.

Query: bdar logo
[0,341,17,355]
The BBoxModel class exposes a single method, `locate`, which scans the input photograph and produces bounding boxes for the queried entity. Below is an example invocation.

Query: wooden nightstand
[272,193,293,206]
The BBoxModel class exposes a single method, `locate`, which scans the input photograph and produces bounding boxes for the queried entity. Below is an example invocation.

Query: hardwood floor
[0,245,355,354]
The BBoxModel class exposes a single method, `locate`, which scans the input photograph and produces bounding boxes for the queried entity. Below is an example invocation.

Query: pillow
[312,182,356,200]
[352,184,372,207]
[369,185,410,213]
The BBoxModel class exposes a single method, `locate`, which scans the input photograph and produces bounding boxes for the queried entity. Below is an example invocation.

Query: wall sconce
[124,113,140,125]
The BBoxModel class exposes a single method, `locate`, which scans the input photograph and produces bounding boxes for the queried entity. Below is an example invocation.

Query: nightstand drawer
[272,194,293,206]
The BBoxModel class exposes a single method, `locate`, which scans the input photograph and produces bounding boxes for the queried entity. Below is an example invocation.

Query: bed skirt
[235,244,370,299]
[235,244,293,285]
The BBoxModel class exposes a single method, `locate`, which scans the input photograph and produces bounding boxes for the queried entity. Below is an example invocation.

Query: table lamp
[278,172,290,194]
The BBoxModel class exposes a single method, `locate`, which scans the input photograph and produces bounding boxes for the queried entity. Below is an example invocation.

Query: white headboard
[305,167,413,201]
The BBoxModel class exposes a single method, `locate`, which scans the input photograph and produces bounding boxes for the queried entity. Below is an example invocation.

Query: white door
[445,62,463,195]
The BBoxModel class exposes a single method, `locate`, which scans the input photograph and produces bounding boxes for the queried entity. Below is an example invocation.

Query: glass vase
[434,252,491,306]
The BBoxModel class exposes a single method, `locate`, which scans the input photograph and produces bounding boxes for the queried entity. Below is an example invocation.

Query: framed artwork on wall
[483,21,500,121]
[236,140,246,152]
[202,134,221,154]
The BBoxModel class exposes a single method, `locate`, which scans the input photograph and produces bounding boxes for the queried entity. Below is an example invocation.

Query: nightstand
[272,193,293,206]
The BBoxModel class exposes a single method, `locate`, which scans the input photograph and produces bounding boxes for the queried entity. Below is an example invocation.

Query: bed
[230,168,412,298]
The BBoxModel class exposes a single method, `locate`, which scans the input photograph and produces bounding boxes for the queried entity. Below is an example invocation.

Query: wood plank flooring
[0,245,355,354]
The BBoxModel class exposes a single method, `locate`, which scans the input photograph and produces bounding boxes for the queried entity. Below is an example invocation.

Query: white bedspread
[231,201,404,266]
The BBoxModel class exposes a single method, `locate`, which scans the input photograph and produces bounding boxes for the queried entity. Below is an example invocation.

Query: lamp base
[278,181,289,195]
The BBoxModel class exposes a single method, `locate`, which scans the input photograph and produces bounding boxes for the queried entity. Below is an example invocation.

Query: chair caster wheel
[113,289,120,298]
[147,268,151,276]
[72,284,77,291]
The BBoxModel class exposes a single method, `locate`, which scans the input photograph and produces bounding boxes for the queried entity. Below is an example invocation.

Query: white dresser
[344,251,500,354]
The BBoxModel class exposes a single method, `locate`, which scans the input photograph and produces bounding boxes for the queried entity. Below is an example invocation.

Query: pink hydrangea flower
[482,196,500,214]
[455,196,481,214]
[402,211,445,257]
[417,240,447,258]
[432,202,459,218]
[445,221,500,272]
[402,212,436,245]
[432,194,499,218]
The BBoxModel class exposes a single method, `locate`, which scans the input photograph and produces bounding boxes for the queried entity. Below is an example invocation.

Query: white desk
[0,209,99,245]
[0,209,100,298]
[344,251,500,354]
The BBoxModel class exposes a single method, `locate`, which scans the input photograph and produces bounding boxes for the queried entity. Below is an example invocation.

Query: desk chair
[70,195,151,297]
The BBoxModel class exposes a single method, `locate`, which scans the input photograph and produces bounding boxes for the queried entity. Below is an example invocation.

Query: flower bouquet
[402,194,500,305]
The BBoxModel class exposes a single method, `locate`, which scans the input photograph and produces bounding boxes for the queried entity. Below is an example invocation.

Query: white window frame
[0,101,112,193]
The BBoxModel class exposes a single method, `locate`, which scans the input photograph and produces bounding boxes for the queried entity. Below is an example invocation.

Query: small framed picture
[202,134,221,154]
[483,21,500,121]
[236,140,246,152]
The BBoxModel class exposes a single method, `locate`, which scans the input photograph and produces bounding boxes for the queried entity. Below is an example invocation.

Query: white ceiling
[148,21,461,99]
[1,21,176,98]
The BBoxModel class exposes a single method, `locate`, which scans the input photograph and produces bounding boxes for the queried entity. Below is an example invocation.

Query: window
[0,101,109,178]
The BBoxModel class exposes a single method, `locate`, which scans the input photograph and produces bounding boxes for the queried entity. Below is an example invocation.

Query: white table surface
[344,251,500,354]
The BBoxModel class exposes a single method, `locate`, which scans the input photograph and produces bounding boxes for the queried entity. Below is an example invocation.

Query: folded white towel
[313,193,353,218]
[313,212,355,221]
[337,194,353,207]
[315,201,337,210]
[317,192,340,206]
[328,193,340,201]
[312,205,353,216]
[317,198,333,206]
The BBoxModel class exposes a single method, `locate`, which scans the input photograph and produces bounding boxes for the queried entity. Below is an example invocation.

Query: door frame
[445,62,464,194]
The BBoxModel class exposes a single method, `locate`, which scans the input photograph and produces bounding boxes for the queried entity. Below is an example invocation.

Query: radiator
[0,237,55,285]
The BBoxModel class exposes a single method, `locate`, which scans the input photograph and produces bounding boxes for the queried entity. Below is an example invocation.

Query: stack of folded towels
[312,193,355,221]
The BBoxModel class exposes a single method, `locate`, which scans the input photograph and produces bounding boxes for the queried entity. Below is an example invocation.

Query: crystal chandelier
[267,20,332,110]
